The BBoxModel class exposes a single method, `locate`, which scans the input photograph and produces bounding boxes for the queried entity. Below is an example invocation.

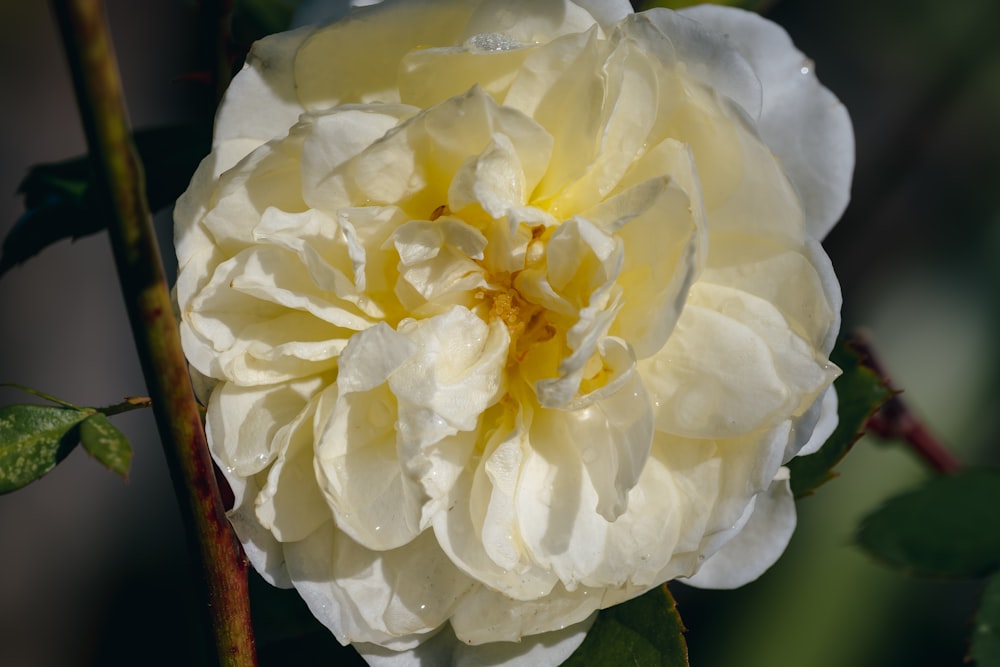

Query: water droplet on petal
[466,32,521,52]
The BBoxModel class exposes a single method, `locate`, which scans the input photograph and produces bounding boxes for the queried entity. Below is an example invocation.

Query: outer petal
[678,5,854,238]
[220,469,292,587]
[643,282,836,439]
[681,467,797,589]
[284,521,475,647]
[357,614,596,667]
[215,27,313,146]
[294,0,478,108]
[571,0,632,28]
[623,10,762,122]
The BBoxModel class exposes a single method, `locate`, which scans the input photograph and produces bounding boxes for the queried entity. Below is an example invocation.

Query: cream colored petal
[324,87,551,221]
[642,282,835,438]
[316,382,424,550]
[206,375,325,476]
[219,312,347,385]
[314,326,422,550]
[786,386,838,461]
[678,5,854,238]
[563,338,653,521]
[399,45,533,110]
[336,322,416,394]
[572,0,632,27]
[702,236,840,354]
[220,469,292,587]
[529,218,624,407]
[253,207,388,319]
[588,440,684,587]
[432,404,559,601]
[392,219,488,309]
[449,133,528,219]
[294,0,476,109]
[515,410,608,587]
[450,582,602,644]
[391,308,509,441]
[504,29,608,207]
[215,26,313,145]
[255,394,332,542]
[226,246,374,330]
[284,522,475,647]
[359,614,596,667]
[623,10,761,121]
[464,0,600,45]
[203,139,307,258]
[548,37,659,213]
[648,421,793,585]
[682,468,796,589]
[593,176,704,359]
[297,105,418,212]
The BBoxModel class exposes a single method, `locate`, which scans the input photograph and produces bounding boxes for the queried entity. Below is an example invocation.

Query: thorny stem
[850,333,964,475]
[50,2,257,665]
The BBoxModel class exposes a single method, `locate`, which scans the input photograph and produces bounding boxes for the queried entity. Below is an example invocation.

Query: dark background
[1,1,998,664]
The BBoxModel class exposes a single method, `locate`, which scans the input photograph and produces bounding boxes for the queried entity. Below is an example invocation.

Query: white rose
[174,0,852,664]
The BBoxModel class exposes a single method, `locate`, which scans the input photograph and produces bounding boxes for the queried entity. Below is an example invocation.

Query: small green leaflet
[0,404,90,493]
[972,573,1000,666]
[0,386,143,492]
[563,585,688,667]
[855,467,1000,579]
[788,340,893,499]
[80,413,132,479]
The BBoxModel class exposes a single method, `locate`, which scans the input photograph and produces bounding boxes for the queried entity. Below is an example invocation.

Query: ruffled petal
[284,522,475,647]
[254,394,331,542]
[681,467,797,589]
[294,0,477,108]
[220,470,291,587]
[357,614,595,667]
[207,375,326,475]
[642,282,836,439]
[451,582,602,644]
[677,5,854,238]
[215,27,313,146]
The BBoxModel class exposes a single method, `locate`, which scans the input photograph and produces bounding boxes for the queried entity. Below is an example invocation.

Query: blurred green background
[1,1,998,665]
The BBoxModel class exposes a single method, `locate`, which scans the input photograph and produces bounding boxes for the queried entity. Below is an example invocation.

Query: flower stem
[50,2,257,665]
[849,332,963,475]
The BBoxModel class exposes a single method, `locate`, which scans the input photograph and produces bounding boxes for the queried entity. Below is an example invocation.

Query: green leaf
[788,340,893,498]
[0,404,90,493]
[972,573,1000,666]
[855,468,1000,578]
[563,585,688,667]
[3,124,210,277]
[80,413,132,479]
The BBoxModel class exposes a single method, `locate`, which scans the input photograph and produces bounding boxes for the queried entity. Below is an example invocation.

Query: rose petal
[207,375,326,476]
[678,5,854,238]
[643,282,836,438]
[284,522,475,647]
[215,27,313,146]
[356,614,595,667]
[220,470,291,587]
[681,467,797,589]
[255,394,331,542]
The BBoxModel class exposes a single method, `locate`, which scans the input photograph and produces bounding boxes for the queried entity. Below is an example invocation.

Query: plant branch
[50,2,256,665]
[849,332,963,475]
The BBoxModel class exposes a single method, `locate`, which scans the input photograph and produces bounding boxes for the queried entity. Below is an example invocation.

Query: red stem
[850,333,963,475]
